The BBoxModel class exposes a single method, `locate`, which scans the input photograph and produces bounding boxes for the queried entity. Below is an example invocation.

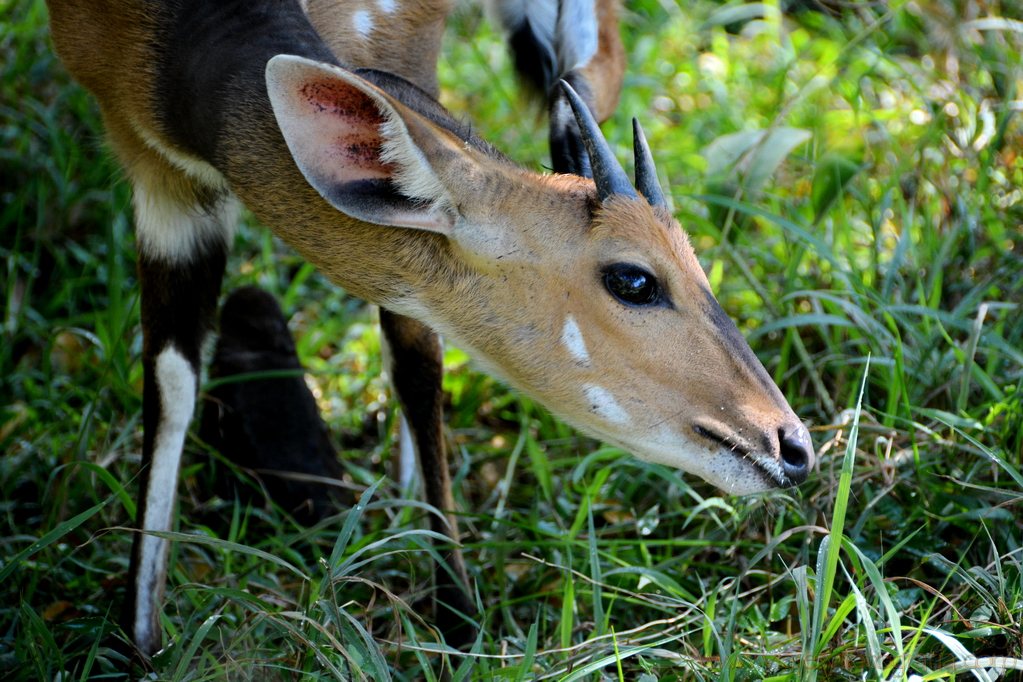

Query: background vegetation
[2,0,1022,679]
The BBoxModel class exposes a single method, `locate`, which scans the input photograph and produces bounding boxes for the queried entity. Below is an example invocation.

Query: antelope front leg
[379,310,476,646]
[123,182,232,656]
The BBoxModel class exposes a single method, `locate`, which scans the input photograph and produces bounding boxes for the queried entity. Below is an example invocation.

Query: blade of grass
[512,619,539,682]
[0,493,115,583]
[810,356,870,671]
[328,477,384,575]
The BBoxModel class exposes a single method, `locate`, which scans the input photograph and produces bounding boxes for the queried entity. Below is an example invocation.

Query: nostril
[778,425,814,485]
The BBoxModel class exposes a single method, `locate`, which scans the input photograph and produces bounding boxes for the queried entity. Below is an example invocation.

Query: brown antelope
[46,0,815,657]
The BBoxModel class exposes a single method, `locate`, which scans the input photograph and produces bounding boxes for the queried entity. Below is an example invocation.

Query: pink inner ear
[298,78,395,183]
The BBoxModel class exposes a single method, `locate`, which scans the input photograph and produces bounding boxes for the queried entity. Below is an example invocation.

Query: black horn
[632,118,667,209]
[559,80,637,202]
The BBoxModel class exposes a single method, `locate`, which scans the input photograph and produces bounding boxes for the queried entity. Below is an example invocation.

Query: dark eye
[602,264,663,306]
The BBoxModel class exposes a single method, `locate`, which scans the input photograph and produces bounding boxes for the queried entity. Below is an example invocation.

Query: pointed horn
[632,118,667,209]
[558,80,637,202]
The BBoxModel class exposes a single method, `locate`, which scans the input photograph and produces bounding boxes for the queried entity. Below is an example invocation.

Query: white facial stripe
[584,384,630,426]
[561,315,590,365]
[377,0,397,13]
[352,9,374,37]
[134,346,196,646]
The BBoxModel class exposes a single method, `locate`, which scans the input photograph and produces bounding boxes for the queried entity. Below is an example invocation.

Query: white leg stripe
[379,319,420,494]
[134,346,196,646]
[397,413,418,493]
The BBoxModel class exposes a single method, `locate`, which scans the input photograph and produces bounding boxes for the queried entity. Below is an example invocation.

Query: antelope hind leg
[123,173,233,656]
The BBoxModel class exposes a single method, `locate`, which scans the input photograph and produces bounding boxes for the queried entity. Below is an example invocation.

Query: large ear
[266,55,454,234]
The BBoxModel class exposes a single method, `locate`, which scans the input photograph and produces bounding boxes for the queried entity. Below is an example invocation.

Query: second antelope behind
[46,0,815,657]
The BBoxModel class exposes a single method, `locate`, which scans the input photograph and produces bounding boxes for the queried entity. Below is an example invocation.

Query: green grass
[3,0,1023,679]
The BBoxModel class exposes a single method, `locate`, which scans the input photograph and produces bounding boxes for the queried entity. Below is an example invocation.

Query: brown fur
[581,0,625,122]
[48,1,220,211]
[46,0,813,656]
[306,0,454,97]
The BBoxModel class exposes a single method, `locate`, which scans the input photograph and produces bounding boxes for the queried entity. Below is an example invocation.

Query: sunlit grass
[2,0,1022,679]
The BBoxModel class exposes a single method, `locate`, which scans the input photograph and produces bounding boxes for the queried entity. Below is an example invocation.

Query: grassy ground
[2,0,1022,679]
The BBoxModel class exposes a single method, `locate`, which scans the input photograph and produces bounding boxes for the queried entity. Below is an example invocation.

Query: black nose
[778,424,814,485]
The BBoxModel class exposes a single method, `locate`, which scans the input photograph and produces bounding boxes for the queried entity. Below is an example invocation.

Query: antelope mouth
[691,424,790,488]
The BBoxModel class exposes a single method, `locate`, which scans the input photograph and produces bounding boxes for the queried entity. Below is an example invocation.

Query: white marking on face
[584,384,630,426]
[133,187,237,264]
[561,315,590,365]
[352,9,374,38]
[134,346,196,647]
[377,0,397,13]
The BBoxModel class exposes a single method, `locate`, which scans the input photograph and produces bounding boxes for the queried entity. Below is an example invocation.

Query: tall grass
[2,0,1022,679]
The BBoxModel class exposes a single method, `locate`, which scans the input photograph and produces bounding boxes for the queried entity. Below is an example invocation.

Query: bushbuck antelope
[46,0,815,656]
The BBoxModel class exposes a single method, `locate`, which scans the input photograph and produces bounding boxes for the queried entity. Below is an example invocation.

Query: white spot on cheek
[377,0,397,13]
[134,346,196,646]
[561,315,590,365]
[584,384,630,426]
[352,9,374,37]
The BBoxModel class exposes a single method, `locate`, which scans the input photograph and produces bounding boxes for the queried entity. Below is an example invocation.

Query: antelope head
[266,57,814,494]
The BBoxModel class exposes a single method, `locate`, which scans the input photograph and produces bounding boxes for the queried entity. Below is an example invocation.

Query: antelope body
[46,0,814,656]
